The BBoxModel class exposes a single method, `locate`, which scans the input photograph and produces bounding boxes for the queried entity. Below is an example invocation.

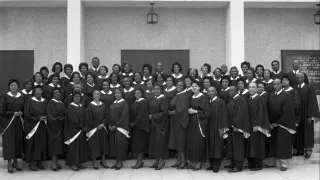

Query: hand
[219,131,224,138]
[295,123,299,127]
[149,115,153,120]
[109,126,112,131]
[168,111,176,115]
[98,124,104,130]
[18,111,23,116]
[14,112,20,116]
[39,116,46,121]
[233,127,238,132]
[112,126,117,131]
[130,123,134,128]
[272,123,278,127]
[188,108,197,114]
[253,127,258,132]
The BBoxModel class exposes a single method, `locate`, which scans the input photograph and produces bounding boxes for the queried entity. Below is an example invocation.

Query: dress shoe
[171,163,181,168]
[131,162,144,169]
[228,168,242,173]
[155,163,165,170]
[304,154,311,158]
[7,165,14,174]
[149,162,158,168]
[57,165,62,170]
[177,162,188,170]
[280,167,287,171]
[293,152,304,156]
[206,166,213,170]
[224,164,234,169]
[243,165,251,169]
[29,163,38,171]
[115,163,123,170]
[12,163,22,171]
[36,162,45,170]
[71,165,79,171]
[50,165,58,172]
[76,164,86,169]
[92,163,99,170]
[100,161,109,168]
[213,169,219,173]
[250,167,262,171]
[193,164,202,171]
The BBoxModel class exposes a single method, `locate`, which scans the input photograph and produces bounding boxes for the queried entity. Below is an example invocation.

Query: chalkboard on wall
[281,50,320,95]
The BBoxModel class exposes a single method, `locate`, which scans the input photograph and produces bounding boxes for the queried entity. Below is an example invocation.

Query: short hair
[248,82,258,87]
[257,81,266,87]
[71,91,82,102]
[51,87,62,98]
[246,67,255,74]
[92,57,100,62]
[241,61,251,68]
[50,73,61,83]
[255,64,265,73]
[171,62,182,73]
[213,68,222,75]
[220,76,231,86]
[271,60,279,65]
[52,62,63,73]
[133,72,143,81]
[142,64,152,74]
[281,74,292,86]
[229,66,239,74]
[8,78,20,88]
[122,62,132,72]
[263,69,272,78]
[176,80,186,89]
[33,72,44,82]
[237,77,246,84]
[187,68,199,78]
[134,87,145,98]
[114,88,125,97]
[201,63,211,73]
[156,73,166,82]
[40,66,49,74]
[70,71,81,82]
[191,80,201,87]
[101,78,110,87]
[122,76,133,86]
[184,75,196,84]
[154,83,164,93]
[64,64,73,73]
[109,72,120,83]
[112,63,122,72]
[78,62,89,72]
[23,79,34,88]
[99,65,108,74]
[32,85,43,96]
[145,79,155,86]
[85,72,95,80]
[202,76,213,86]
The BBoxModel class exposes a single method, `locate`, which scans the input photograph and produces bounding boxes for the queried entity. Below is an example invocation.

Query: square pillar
[226,0,245,72]
[67,0,84,70]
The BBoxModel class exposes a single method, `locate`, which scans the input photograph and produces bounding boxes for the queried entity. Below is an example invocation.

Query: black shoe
[177,162,188,170]
[50,165,58,172]
[92,163,99,170]
[100,161,109,169]
[193,164,202,171]
[12,163,22,171]
[293,152,304,156]
[76,164,86,169]
[29,163,38,171]
[57,165,62,170]
[224,164,234,169]
[7,165,14,174]
[111,164,117,169]
[228,168,242,173]
[213,169,219,173]
[243,165,251,169]
[149,162,158,168]
[71,165,79,171]
[131,162,144,169]
[155,163,165,170]
[304,154,311,158]
[280,167,287,171]
[115,163,123,170]
[263,164,275,168]
[36,162,45,170]
[206,166,213,170]
[171,162,180,168]
[250,167,261,171]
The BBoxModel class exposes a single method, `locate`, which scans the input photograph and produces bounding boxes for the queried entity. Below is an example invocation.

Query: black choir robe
[267,90,295,159]
[108,99,130,160]
[186,93,209,162]
[24,97,48,162]
[296,84,320,150]
[86,101,108,159]
[206,97,228,160]
[131,98,149,154]
[109,83,122,92]
[263,79,274,93]
[123,87,136,110]
[169,91,190,151]
[21,89,33,101]
[164,87,177,104]
[260,92,269,105]
[64,93,90,108]
[240,89,250,101]
[218,88,231,104]
[95,75,109,87]
[47,99,66,157]
[65,102,87,165]
[60,75,71,89]
[0,92,24,160]
[230,77,240,87]
[43,84,65,101]
[212,80,222,92]
[132,81,147,91]
[145,90,154,103]
[286,71,309,88]
[148,95,169,158]
[271,71,285,80]
[83,83,100,102]
[100,90,115,109]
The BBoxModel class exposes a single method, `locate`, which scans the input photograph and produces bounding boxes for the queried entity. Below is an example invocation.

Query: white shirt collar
[260,91,267,96]
[293,69,300,74]
[7,92,22,98]
[92,67,99,72]
[49,83,61,88]
[275,89,283,95]
[101,90,112,95]
[32,97,45,102]
[284,87,293,92]
[203,89,208,93]
[172,73,183,79]
[162,82,167,86]
[221,87,230,91]
[273,70,280,75]
[71,102,82,107]
[156,94,165,99]
[133,81,145,85]
[214,78,221,81]
[91,101,102,106]
[64,74,70,79]
[143,76,153,81]
[210,96,217,103]
[34,82,43,86]
[86,82,95,87]
[22,89,32,95]
[122,72,133,76]
[263,79,273,84]
[176,90,186,95]
[246,78,257,83]
[98,74,109,79]
[192,93,204,99]
[300,82,305,88]
[241,89,249,95]
[114,99,124,103]
[136,98,145,102]
[251,93,258,99]
[200,74,210,78]
[186,87,192,91]
[165,86,176,92]
[51,98,62,103]
[124,87,135,93]
[230,76,239,80]
[233,93,240,99]
[110,83,120,88]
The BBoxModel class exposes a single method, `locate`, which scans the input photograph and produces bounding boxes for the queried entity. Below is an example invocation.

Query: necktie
[298,84,301,90]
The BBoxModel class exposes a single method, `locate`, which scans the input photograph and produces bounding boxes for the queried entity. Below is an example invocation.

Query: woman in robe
[171,62,184,83]
[86,90,108,169]
[47,87,66,171]
[199,63,212,81]
[83,72,100,102]
[168,80,190,169]
[184,75,193,98]
[65,72,83,98]
[186,81,209,171]
[112,64,121,75]
[43,74,64,101]
[40,66,49,85]
[187,68,200,82]
[33,72,44,87]
[109,72,122,91]
[145,79,154,103]
[148,83,169,170]
[24,85,48,171]
[60,64,73,89]
[229,66,241,86]
[212,68,222,91]
[219,76,231,104]
[257,82,269,104]
[96,66,109,86]
[79,62,89,84]
[0,79,24,173]
[245,68,257,87]
[164,76,177,103]
[64,83,89,108]
[130,88,149,169]
[156,73,167,87]
[202,76,212,95]
[109,88,130,170]
[237,78,250,101]
[121,62,134,82]
[100,79,115,109]
[48,62,63,83]
[262,69,274,93]
[132,72,146,91]
[123,76,135,109]
[21,79,34,100]
[142,64,154,82]
[255,65,265,83]
[64,92,87,171]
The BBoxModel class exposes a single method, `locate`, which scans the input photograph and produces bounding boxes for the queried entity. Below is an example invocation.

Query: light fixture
[315,3,320,25]
[147,2,158,24]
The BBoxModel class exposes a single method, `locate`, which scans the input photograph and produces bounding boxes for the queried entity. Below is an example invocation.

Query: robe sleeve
[150,98,169,123]
[132,101,144,125]
[217,100,229,132]
[233,97,250,138]
[47,101,65,121]
[276,93,296,131]
[0,95,14,118]
[67,106,84,129]
[252,97,271,137]
[293,90,301,125]
[24,99,40,122]
[116,101,130,131]
[307,86,320,122]
[85,104,97,132]
[196,96,210,131]
[175,93,190,129]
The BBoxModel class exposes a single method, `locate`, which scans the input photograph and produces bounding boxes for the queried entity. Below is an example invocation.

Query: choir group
[0,57,319,174]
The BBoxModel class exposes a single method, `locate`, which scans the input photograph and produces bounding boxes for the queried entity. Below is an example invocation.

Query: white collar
[101,90,112,95]
[136,98,145,102]
[246,78,257,83]
[22,89,32,94]
[156,94,165,99]
[64,74,70,79]
[91,101,102,106]
[176,90,186,95]
[210,96,217,103]
[165,86,176,92]
[146,90,153,93]
[203,89,207,93]
[241,89,249,95]
[92,67,99,71]
[230,76,239,80]
[200,74,210,78]
[124,87,135,93]
[34,82,43,86]
[51,98,62,103]
[260,91,266,96]
[80,73,85,78]
[71,102,82,107]
[70,82,74,85]
[162,82,166,86]
[275,89,283,95]
[98,74,109,79]
[133,81,145,85]
[251,93,258,99]
[192,93,204,99]
[143,76,152,81]
[284,87,293,92]
[186,87,192,91]
[86,82,95,87]
[273,70,280,74]
[214,78,221,81]
[221,87,230,91]
[7,92,21,98]
[263,79,273,84]
[122,72,133,76]
[195,78,200,81]
[110,83,120,88]
[293,69,300,74]
[32,97,45,102]
[49,83,61,88]
[300,82,305,88]
[114,99,124,103]
[233,93,240,99]
[172,73,183,79]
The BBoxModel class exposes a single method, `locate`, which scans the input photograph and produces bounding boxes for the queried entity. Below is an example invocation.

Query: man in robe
[89,57,100,78]
[295,72,320,158]
[270,60,285,80]
[286,59,309,88]
[152,62,168,80]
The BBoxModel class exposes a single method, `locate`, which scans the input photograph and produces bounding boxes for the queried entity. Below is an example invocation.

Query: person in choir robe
[171,62,184,83]
[186,81,209,171]
[60,64,73,89]
[184,75,193,98]
[112,63,122,75]
[148,84,169,170]
[121,62,134,82]
[152,62,169,80]
[270,60,285,80]
[295,72,320,158]
[132,72,146,91]
[168,81,190,170]
[245,68,257,86]
[255,65,265,83]
[24,85,48,171]
[262,69,274,93]
[40,66,50,85]
[33,72,44,87]
[225,85,250,173]
[240,61,251,77]
[202,76,212,95]
[156,73,167,87]
[229,66,241,86]
[0,79,24,173]
[109,72,122,91]
[100,79,115,109]
[237,78,250,100]
[199,63,212,81]
[286,59,309,88]
[212,68,222,91]
[65,72,83,97]
[164,76,177,103]
[64,92,87,171]
[96,65,109,86]
[109,88,130,170]
[88,57,100,78]
[145,79,155,103]
[130,88,149,169]
[187,68,200,82]
[123,76,135,109]
[221,64,229,77]
[21,79,34,100]
[257,82,269,104]
[47,87,66,171]
[43,74,64,101]
[65,83,89,108]
[219,76,231,104]
[142,63,153,82]
[48,62,63,84]
[83,72,99,102]
[79,62,89,84]
[265,79,295,171]
[246,82,270,171]
[206,86,229,173]
[86,90,108,170]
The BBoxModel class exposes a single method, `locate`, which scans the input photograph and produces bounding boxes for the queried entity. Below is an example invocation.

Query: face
[201,66,208,74]
[153,85,161,96]
[146,80,153,90]
[296,73,304,84]
[143,67,150,76]
[203,79,211,89]
[228,86,237,97]
[74,84,82,92]
[156,74,164,83]
[256,67,263,76]
[230,68,238,78]
[189,68,197,78]
[241,64,248,73]
[135,90,142,100]
[221,79,229,88]
[102,81,110,91]
[191,83,200,93]
[246,70,254,80]
[292,60,300,70]
[156,62,163,72]
[65,67,73,76]
[115,89,122,100]
[9,82,19,92]
[237,81,245,91]
[214,69,221,78]
[248,83,258,95]
[34,87,43,98]
[113,65,120,73]
[166,77,174,87]
[54,65,62,73]
[80,65,88,74]
[221,65,228,74]
[92,59,100,68]
[93,91,100,101]
[25,82,33,91]
[282,78,290,87]
[41,70,49,78]
[184,78,192,88]
[132,73,141,82]
[73,74,80,83]
[273,79,282,92]
[174,65,180,73]
[35,73,43,83]
[52,77,59,85]
[207,87,216,98]
[123,64,131,73]
[263,70,271,80]
[257,84,265,94]
[53,89,61,100]
[111,74,118,83]
[100,67,107,75]
[73,94,81,104]
[272,62,279,71]
[176,81,184,92]
[123,78,131,87]
[87,74,94,84]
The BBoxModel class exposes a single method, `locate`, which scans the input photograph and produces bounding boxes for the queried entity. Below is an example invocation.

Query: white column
[67,0,84,69]
[226,0,245,71]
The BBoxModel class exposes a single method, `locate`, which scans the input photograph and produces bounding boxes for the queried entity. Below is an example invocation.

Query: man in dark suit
[152,62,168,80]
[286,59,309,88]
[270,60,285,80]
[89,57,100,78]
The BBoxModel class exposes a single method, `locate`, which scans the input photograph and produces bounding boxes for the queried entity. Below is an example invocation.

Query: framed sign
[281,50,320,95]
